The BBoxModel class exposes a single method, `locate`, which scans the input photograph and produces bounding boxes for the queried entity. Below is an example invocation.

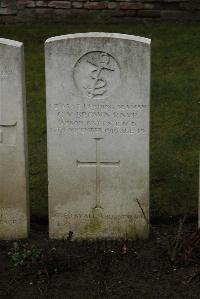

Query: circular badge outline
[73,50,121,100]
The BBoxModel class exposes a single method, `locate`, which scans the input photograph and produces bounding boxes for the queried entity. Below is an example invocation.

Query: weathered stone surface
[84,2,108,9]
[0,0,199,21]
[35,8,53,18]
[0,38,29,239]
[180,2,200,10]
[108,2,119,9]
[45,33,150,239]
[72,1,83,9]
[1,0,9,8]
[0,7,17,15]
[143,3,155,9]
[48,1,71,9]
[16,0,35,9]
[110,9,137,17]
[120,2,143,10]
[36,1,48,7]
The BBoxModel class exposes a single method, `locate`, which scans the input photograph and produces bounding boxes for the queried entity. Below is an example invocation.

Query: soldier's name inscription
[49,103,148,135]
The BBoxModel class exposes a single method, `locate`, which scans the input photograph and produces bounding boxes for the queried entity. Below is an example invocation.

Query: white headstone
[45,33,150,239]
[0,38,29,239]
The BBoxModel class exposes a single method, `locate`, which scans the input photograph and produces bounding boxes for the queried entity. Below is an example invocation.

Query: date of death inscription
[49,103,148,135]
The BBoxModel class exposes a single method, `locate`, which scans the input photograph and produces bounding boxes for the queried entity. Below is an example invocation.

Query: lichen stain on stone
[82,208,103,235]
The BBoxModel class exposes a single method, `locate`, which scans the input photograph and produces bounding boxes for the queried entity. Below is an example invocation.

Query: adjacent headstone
[0,38,29,239]
[45,33,150,239]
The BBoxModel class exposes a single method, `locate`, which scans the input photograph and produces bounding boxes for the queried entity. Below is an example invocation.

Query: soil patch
[0,221,200,298]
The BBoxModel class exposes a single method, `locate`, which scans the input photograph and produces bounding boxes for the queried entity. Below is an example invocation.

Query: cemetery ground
[0,22,199,297]
[1,222,200,298]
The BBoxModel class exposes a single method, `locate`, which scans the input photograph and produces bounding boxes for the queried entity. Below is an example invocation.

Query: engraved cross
[0,122,17,144]
[77,138,120,209]
[0,76,17,145]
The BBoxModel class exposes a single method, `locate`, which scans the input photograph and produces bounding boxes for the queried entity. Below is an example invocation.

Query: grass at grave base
[0,22,199,219]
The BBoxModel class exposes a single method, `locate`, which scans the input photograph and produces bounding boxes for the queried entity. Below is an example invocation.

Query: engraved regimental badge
[73,51,121,100]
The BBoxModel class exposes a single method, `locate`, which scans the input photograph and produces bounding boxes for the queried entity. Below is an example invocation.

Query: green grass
[0,22,199,219]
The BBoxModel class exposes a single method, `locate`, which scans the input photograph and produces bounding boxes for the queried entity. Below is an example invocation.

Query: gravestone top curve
[0,38,23,48]
[45,32,151,45]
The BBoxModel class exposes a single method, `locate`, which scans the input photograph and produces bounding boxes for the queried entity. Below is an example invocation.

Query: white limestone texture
[45,33,151,239]
[0,38,29,239]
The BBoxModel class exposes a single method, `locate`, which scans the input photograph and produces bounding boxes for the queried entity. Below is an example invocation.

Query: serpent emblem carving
[73,51,121,100]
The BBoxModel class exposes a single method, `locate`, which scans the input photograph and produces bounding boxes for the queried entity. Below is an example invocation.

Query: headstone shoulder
[0,38,23,48]
[45,32,151,45]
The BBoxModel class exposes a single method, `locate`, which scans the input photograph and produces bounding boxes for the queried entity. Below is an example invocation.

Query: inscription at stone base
[0,208,25,225]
